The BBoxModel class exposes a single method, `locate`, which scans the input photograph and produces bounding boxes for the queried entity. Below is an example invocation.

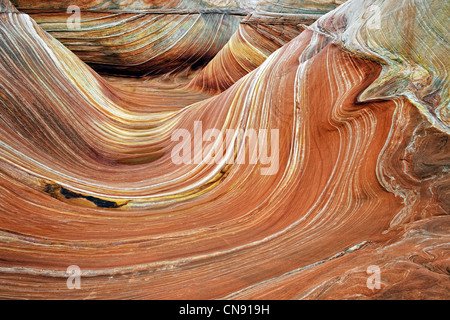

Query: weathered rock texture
[10,0,253,77]
[189,0,346,93]
[0,0,448,299]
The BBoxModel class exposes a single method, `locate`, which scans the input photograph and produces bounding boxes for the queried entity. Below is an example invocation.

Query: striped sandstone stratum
[0,0,448,299]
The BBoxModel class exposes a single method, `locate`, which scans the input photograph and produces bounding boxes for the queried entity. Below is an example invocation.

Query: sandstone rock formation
[0,0,448,299]
[10,0,252,76]
[189,0,346,93]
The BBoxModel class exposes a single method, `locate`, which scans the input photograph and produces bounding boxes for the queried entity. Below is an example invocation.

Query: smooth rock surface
[0,0,448,299]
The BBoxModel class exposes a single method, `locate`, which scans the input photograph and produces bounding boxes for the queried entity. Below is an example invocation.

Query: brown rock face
[0,0,448,299]
[10,0,249,77]
[189,0,346,93]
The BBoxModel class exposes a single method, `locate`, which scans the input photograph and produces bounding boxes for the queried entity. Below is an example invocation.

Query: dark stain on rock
[44,183,127,209]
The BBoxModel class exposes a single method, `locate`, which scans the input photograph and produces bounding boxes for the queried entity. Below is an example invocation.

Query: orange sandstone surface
[0,0,448,299]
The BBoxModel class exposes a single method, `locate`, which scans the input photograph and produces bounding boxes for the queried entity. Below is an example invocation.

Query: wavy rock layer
[11,0,249,77]
[189,0,346,93]
[0,0,449,299]
[11,0,256,10]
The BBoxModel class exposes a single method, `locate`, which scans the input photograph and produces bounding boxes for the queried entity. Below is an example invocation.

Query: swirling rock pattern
[189,0,346,93]
[11,0,251,77]
[0,0,448,299]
